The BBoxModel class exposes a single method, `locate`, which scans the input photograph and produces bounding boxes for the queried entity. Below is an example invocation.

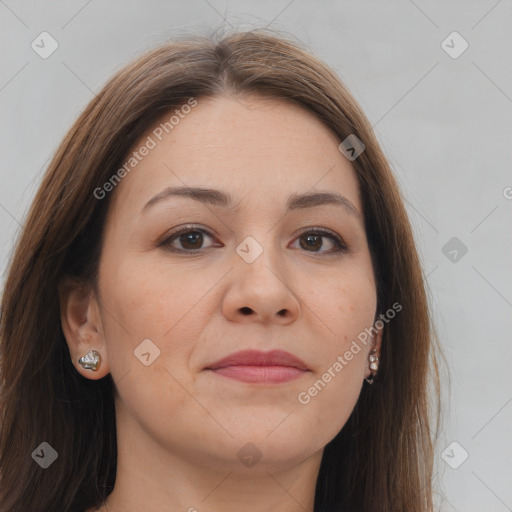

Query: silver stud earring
[365,349,379,384]
[78,349,101,371]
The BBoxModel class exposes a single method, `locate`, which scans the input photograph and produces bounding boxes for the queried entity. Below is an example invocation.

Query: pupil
[181,232,203,249]
[301,235,321,251]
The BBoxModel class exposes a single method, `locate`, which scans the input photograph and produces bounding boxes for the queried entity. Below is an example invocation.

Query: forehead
[108,95,362,217]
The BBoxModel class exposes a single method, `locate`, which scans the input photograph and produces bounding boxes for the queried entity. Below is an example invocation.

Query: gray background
[1,1,511,510]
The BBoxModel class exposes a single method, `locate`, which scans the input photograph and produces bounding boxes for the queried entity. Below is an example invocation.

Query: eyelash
[158,224,349,255]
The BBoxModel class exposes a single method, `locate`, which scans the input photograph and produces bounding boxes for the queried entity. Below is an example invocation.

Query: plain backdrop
[1,1,511,511]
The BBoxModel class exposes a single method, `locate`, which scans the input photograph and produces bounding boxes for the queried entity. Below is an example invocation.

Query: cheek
[100,252,217,337]
[295,265,376,421]
[296,361,364,451]
[96,258,208,436]
[305,264,377,347]
[97,253,222,388]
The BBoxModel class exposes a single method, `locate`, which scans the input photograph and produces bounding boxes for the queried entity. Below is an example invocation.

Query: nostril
[240,307,253,315]
[277,309,287,317]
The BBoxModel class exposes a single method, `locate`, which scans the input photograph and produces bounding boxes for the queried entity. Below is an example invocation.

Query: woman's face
[77,95,380,473]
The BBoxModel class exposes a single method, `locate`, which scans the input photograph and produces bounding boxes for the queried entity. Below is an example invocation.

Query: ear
[58,276,110,380]
[364,319,383,379]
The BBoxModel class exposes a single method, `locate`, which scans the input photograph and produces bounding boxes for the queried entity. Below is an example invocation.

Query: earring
[364,349,379,384]
[78,349,101,371]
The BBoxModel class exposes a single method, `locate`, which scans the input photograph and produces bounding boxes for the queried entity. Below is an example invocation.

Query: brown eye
[178,231,204,250]
[160,227,218,253]
[292,229,349,254]
[300,234,325,251]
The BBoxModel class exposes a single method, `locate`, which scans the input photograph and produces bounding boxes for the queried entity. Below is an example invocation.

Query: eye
[291,229,349,254]
[159,226,220,253]
[158,225,348,255]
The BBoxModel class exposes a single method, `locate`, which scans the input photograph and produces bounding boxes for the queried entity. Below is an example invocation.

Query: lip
[205,349,310,384]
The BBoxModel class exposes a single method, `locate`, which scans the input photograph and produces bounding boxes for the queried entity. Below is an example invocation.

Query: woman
[0,29,442,512]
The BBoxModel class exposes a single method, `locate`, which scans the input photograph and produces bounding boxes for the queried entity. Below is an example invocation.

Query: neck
[99,402,323,512]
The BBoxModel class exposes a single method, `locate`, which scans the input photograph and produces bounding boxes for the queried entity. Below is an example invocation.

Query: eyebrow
[141,186,361,218]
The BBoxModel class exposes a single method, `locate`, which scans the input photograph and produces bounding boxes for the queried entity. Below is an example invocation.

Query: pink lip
[205,349,310,384]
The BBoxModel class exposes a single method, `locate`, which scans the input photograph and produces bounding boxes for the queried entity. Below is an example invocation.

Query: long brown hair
[0,29,443,512]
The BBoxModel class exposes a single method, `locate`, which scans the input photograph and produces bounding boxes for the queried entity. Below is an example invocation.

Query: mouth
[204,349,311,384]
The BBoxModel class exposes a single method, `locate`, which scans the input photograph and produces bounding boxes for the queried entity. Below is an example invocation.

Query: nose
[221,246,301,325]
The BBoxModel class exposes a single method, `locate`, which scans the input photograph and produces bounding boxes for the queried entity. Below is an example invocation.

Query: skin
[60,94,382,512]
